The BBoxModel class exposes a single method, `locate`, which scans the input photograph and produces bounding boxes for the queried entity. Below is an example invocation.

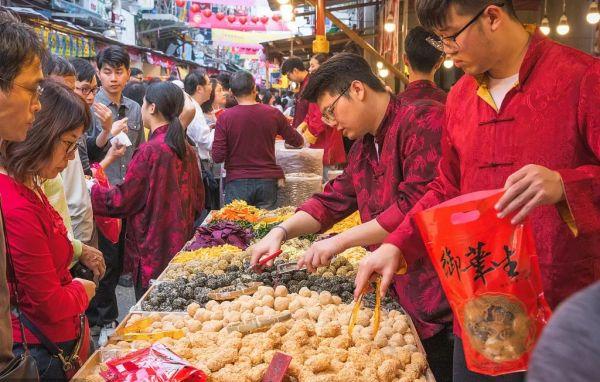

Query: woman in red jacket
[0,81,97,381]
[91,82,203,300]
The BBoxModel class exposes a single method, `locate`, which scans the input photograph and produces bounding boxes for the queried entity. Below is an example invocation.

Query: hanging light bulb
[443,58,453,69]
[280,4,293,21]
[384,14,395,33]
[277,0,290,4]
[376,61,384,70]
[539,15,550,35]
[556,14,570,35]
[379,68,389,78]
[587,1,600,24]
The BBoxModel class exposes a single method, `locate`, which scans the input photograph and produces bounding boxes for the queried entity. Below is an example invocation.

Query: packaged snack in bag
[100,343,206,382]
[91,163,121,243]
[414,189,551,376]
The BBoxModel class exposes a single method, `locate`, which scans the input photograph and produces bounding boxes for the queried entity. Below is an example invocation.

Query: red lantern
[190,3,200,12]
[239,16,247,25]
[175,0,185,7]
[227,15,236,23]
[251,16,259,23]
[202,9,212,18]
[216,12,225,20]
[272,14,281,22]
[260,15,269,24]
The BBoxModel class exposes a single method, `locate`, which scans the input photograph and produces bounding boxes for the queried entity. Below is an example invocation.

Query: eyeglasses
[426,2,505,52]
[321,85,350,126]
[0,77,43,100]
[75,86,99,96]
[62,140,79,156]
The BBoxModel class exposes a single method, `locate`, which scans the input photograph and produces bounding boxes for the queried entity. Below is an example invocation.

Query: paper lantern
[272,14,281,22]
[251,16,259,23]
[190,3,200,12]
[239,16,248,24]
[260,15,269,24]
[202,9,212,18]
[175,0,185,7]
[227,15,236,23]
[216,12,225,20]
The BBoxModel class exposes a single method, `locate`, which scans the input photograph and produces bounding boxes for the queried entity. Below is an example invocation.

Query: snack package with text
[91,164,121,243]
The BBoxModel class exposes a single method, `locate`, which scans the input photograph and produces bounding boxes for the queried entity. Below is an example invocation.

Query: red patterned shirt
[402,80,447,105]
[91,125,203,288]
[381,30,600,323]
[298,95,452,338]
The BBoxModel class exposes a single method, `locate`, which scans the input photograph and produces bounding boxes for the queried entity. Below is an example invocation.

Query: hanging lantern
[272,14,282,22]
[587,1,600,24]
[260,15,269,24]
[239,16,248,24]
[175,0,185,7]
[216,12,225,20]
[251,16,259,23]
[202,9,212,18]
[190,3,200,13]
[227,15,237,23]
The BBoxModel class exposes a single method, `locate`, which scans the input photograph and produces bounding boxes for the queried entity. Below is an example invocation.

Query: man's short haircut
[96,45,131,70]
[0,7,47,92]
[281,57,306,76]
[69,58,96,82]
[405,26,444,73]
[130,67,143,77]
[415,0,517,31]
[184,69,208,96]
[43,54,76,78]
[216,72,231,91]
[230,70,256,97]
[301,53,386,103]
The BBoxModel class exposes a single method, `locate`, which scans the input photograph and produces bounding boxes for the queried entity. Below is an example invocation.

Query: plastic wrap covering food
[277,173,323,207]
[275,144,324,176]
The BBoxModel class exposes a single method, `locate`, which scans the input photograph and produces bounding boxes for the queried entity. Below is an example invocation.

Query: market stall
[72,200,435,382]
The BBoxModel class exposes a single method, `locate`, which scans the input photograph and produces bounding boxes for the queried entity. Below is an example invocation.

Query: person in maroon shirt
[212,71,303,210]
[281,57,310,129]
[91,82,203,299]
[0,81,97,381]
[250,53,453,381]
[402,26,447,104]
[352,1,600,381]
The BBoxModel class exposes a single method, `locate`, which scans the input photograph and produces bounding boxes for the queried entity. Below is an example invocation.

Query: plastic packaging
[277,172,323,207]
[275,145,324,176]
[415,189,552,376]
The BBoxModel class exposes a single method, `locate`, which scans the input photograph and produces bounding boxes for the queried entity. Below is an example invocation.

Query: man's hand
[249,228,286,267]
[298,236,345,273]
[111,117,129,137]
[496,164,565,224]
[92,103,113,132]
[74,278,97,301]
[79,244,106,284]
[354,243,404,299]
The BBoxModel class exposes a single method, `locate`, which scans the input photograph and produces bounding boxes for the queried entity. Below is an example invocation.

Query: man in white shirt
[184,70,213,161]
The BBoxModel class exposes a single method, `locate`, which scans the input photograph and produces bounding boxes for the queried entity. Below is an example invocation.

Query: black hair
[97,45,130,70]
[216,72,231,91]
[405,26,444,73]
[267,51,284,66]
[201,78,218,114]
[0,7,47,92]
[262,91,273,105]
[230,71,255,98]
[69,57,96,82]
[280,57,306,76]
[301,53,386,103]
[224,94,238,108]
[184,69,208,96]
[43,54,76,77]
[415,0,517,31]
[342,41,362,55]
[146,77,162,85]
[312,53,329,65]
[130,67,143,77]
[123,82,147,107]
[144,82,186,160]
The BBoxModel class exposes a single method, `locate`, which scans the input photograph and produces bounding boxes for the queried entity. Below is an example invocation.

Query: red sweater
[0,174,88,344]
[212,103,303,182]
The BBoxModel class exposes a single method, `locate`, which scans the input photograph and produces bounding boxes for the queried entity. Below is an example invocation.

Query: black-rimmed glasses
[321,85,350,126]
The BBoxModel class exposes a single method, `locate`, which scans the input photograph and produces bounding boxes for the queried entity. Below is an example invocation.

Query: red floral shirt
[91,125,203,288]
[298,95,452,338]
[402,80,447,105]
[381,31,600,322]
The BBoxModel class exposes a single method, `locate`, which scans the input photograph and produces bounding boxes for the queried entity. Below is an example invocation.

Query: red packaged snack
[91,164,121,243]
[414,189,552,376]
[100,343,206,382]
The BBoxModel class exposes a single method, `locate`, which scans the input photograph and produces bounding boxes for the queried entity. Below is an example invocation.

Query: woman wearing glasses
[0,80,97,381]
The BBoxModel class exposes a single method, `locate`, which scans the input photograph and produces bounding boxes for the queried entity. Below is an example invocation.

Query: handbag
[70,261,95,283]
[0,196,39,381]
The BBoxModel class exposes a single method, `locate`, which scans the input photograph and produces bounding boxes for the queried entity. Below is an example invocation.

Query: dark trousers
[224,178,278,210]
[453,336,526,382]
[134,266,147,301]
[86,224,126,326]
[421,324,454,382]
[12,340,76,381]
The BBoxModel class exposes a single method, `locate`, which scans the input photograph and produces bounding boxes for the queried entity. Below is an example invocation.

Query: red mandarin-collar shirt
[91,125,203,288]
[402,80,447,105]
[292,76,310,129]
[303,103,347,166]
[0,175,88,344]
[379,31,600,330]
[298,95,452,338]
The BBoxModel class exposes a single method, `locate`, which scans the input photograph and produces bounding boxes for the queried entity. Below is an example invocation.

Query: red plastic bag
[414,189,551,376]
[100,343,207,382]
[91,164,121,243]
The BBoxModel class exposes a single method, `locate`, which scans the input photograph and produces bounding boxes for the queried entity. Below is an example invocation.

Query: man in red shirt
[212,71,303,210]
[351,1,600,380]
[250,53,453,381]
[281,57,310,130]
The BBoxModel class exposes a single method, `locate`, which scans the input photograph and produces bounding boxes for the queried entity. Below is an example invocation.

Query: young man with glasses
[347,1,600,380]
[250,53,453,381]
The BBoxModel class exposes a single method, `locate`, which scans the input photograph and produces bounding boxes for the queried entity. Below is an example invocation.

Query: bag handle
[421,190,504,228]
